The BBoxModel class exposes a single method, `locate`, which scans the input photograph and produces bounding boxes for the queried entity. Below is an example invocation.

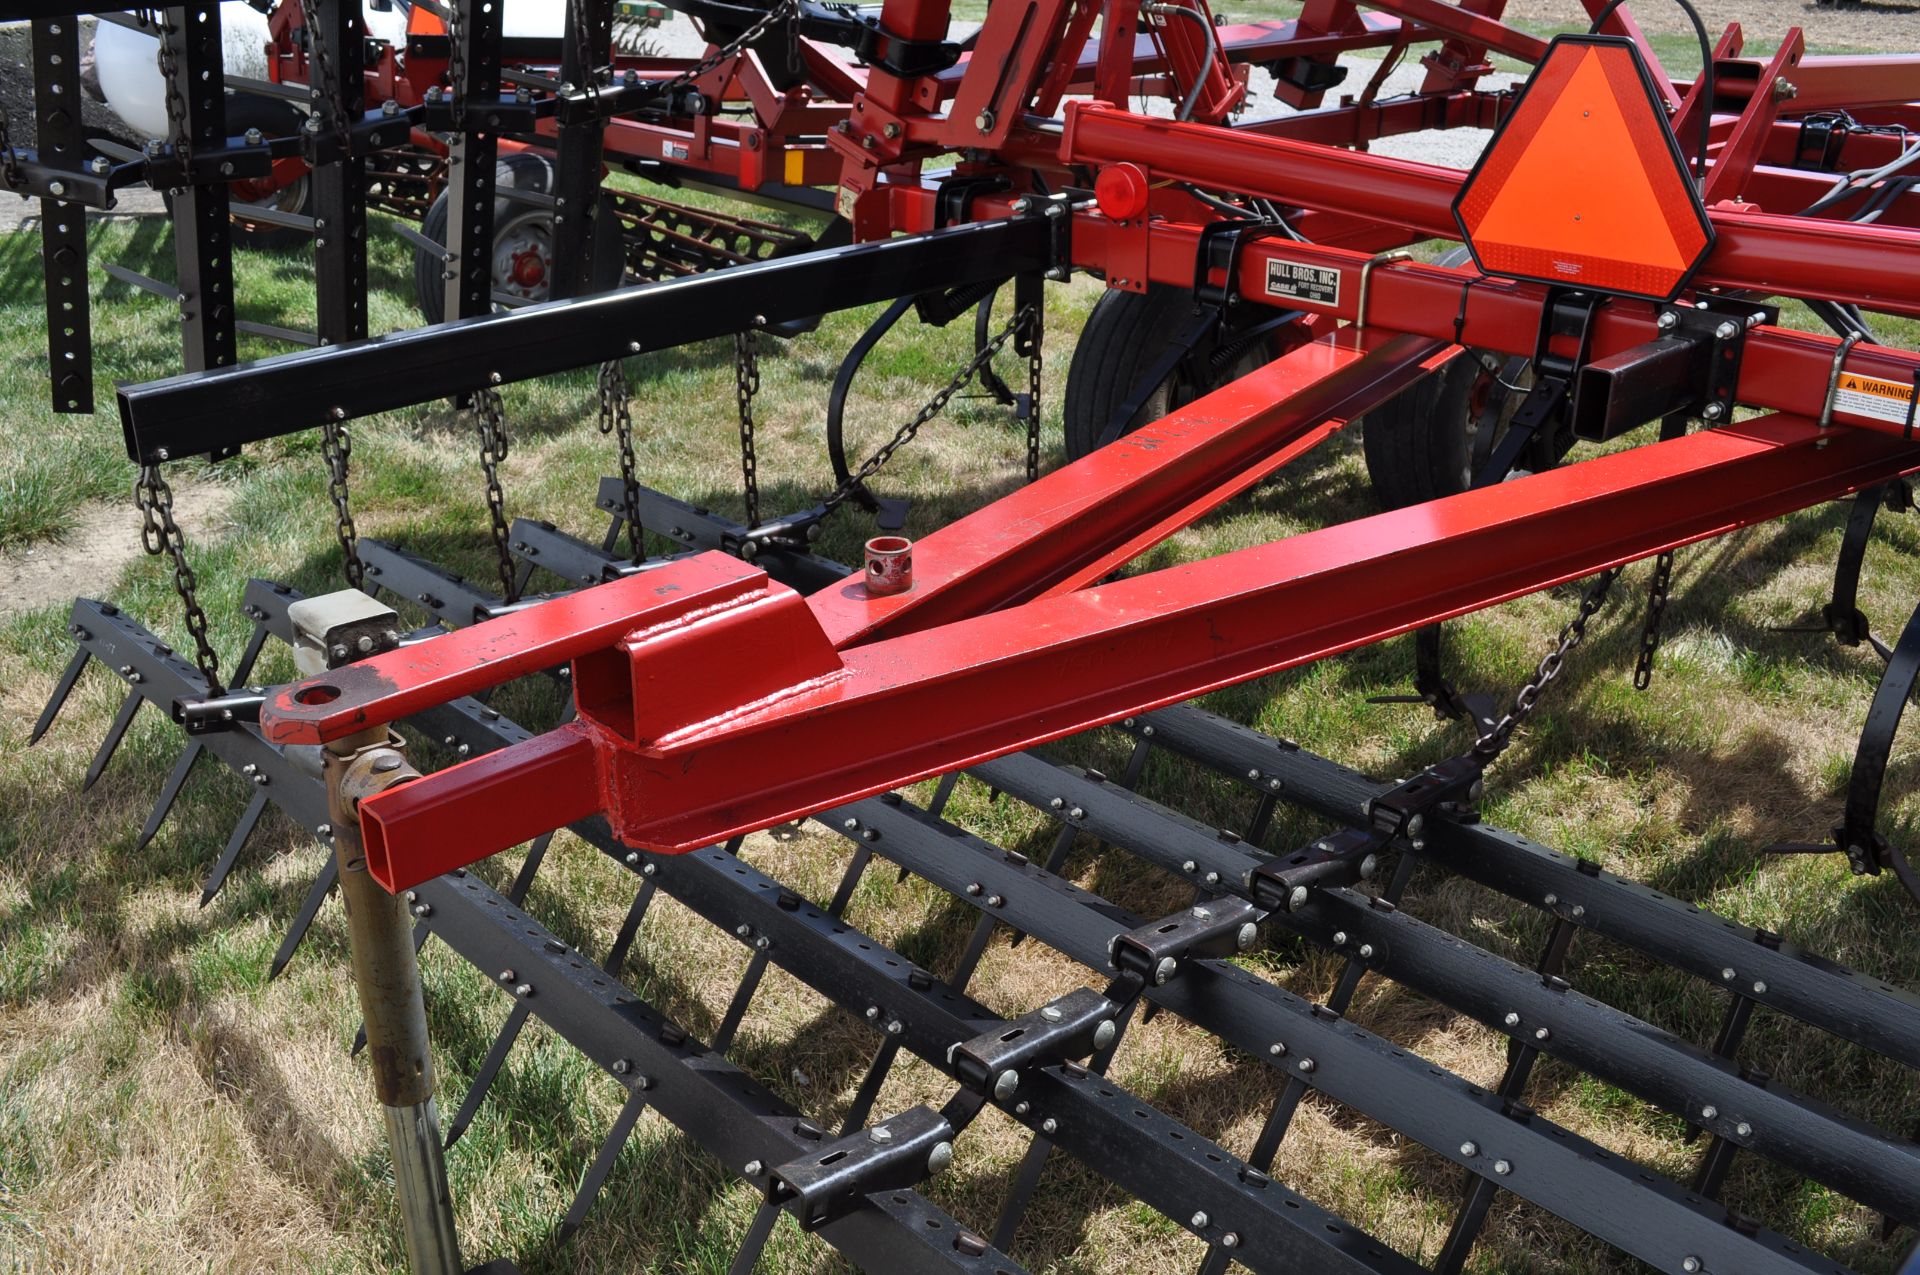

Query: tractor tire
[1062,284,1305,461]
[413,152,624,324]
[218,94,312,252]
[1358,248,1528,509]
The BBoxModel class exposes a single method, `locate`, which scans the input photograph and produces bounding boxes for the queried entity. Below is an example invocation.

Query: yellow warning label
[1833,372,1917,427]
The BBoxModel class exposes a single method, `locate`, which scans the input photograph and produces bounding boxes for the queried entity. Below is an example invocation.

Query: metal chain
[446,0,467,127]
[568,0,604,108]
[471,386,520,601]
[135,466,225,697]
[650,0,799,103]
[821,304,1037,516]
[146,9,189,155]
[735,328,762,528]
[1633,551,1674,690]
[298,0,352,150]
[598,359,645,562]
[321,420,365,589]
[0,99,21,191]
[1471,568,1621,766]
[1024,307,1044,484]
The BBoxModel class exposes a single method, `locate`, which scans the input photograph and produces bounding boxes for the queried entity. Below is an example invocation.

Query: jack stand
[325,732,466,1275]
[299,587,467,1273]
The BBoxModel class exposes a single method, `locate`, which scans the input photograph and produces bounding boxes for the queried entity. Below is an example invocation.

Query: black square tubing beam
[411,871,1026,1275]
[1118,706,1920,1071]
[815,790,1868,1275]
[970,749,1920,1226]
[116,216,1055,464]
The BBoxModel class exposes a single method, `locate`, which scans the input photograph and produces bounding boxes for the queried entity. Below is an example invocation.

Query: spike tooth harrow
[14,0,1920,1269]
[37,551,1920,1272]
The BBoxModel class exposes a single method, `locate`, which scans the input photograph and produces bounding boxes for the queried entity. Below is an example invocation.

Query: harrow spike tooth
[712,950,770,1054]
[1691,1133,1740,1200]
[557,1088,651,1242]
[506,831,556,905]
[1871,632,1897,664]
[1433,1172,1499,1275]
[445,1003,534,1149]
[135,742,204,852]
[81,691,144,792]
[351,1025,367,1057]
[229,622,272,687]
[602,881,658,978]
[200,789,271,907]
[990,1129,1054,1253]
[840,1038,903,1136]
[926,772,962,819]
[29,646,92,746]
[824,845,874,918]
[725,1202,783,1275]
[269,857,339,982]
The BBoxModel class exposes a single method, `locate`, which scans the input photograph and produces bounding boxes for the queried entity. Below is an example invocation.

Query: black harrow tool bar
[34,494,1920,1275]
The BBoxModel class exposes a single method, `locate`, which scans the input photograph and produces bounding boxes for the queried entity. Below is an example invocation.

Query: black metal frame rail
[116,216,1056,464]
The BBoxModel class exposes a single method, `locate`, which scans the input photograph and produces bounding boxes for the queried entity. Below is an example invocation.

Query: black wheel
[413,152,624,324]
[1062,284,1306,461]
[218,95,312,252]
[1359,249,1530,509]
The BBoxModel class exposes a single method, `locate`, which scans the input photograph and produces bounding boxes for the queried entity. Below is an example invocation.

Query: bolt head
[1703,402,1726,420]
[1237,923,1259,951]
[1735,1122,1751,1138]
[1682,1258,1701,1273]
[1191,1211,1210,1228]
[975,109,995,133]
[868,1125,893,1144]
[1093,1019,1116,1050]
[1267,1042,1287,1057]
[1041,1005,1064,1022]
[1504,1012,1521,1027]
[744,1160,764,1176]
[1715,320,1739,341]
[1701,1105,1717,1120]
[1288,886,1309,910]
[994,1070,1020,1101]
[1357,943,1374,959]
[1332,931,1349,947]
[1460,1141,1477,1157]
[513,983,533,998]
[1296,1057,1315,1073]
[927,1140,954,1174]
[1493,1159,1511,1175]
[1040,1117,1058,1134]
[1153,956,1178,986]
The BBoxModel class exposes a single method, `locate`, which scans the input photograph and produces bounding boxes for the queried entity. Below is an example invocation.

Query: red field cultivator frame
[12,0,1920,1270]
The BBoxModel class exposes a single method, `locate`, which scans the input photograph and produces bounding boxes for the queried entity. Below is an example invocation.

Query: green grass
[4,92,1920,1275]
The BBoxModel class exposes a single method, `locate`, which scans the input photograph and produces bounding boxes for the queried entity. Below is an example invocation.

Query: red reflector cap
[1096,162,1152,223]
[1455,36,1713,301]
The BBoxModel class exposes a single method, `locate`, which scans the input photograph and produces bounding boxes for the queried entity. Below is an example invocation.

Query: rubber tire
[1359,355,1485,510]
[1358,247,1521,510]
[191,94,311,252]
[413,152,620,324]
[1062,284,1297,461]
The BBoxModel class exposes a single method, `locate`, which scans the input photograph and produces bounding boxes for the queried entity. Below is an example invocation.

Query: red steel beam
[263,415,1920,891]
[809,329,1456,646]
[1059,103,1920,316]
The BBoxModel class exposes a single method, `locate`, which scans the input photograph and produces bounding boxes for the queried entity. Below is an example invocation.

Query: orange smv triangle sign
[1455,36,1713,301]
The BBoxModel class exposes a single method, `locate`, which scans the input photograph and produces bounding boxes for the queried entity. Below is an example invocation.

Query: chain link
[471,386,519,601]
[1471,568,1620,767]
[135,466,225,697]
[598,359,645,562]
[734,328,762,528]
[820,304,1037,517]
[320,419,365,589]
[144,9,190,156]
[0,98,22,192]
[1634,550,1674,690]
[1024,307,1044,484]
[650,0,799,105]
[298,0,353,151]
[446,0,467,127]
[568,0,605,109]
